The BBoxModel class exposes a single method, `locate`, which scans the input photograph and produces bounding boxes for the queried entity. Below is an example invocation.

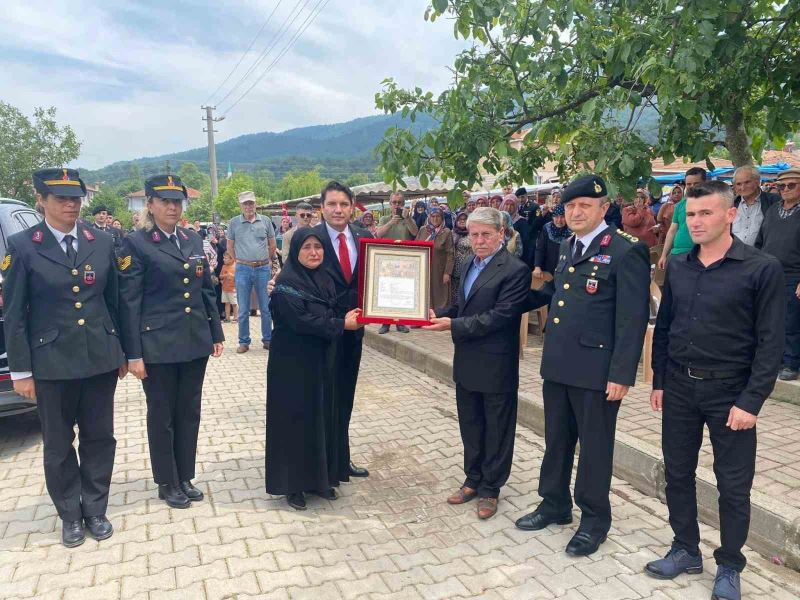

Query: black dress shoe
[565,531,607,557]
[311,488,337,500]
[180,480,204,501]
[84,515,113,540]
[158,484,192,508]
[62,519,85,548]
[348,462,369,477]
[515,511,573,531]
[287,492,307,510]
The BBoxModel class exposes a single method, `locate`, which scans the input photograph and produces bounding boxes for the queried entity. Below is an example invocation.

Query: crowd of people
[6,161,800,600]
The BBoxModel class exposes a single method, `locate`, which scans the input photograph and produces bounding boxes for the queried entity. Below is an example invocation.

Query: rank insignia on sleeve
[117,255,132,271]
[1,255,11,271]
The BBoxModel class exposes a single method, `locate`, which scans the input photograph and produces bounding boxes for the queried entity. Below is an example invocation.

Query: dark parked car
[0,198,43,416]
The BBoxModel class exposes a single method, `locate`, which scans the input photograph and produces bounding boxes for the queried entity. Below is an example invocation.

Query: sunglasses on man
[298,213,313,219]
[777,182,799,191]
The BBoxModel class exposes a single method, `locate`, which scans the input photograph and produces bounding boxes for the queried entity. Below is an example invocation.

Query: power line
[221,0,331,117]
[215,0,312,110]
[204,0,285,106]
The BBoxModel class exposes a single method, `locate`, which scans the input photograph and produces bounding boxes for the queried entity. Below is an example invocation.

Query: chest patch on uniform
[195,259,204,278]
[117,255,132,271]
[586,278,599,294]
[590,255,612,264]
[84,271,96,285]
[1,255,11,271]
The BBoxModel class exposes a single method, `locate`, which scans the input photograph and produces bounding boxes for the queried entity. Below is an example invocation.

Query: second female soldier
[118,175,224,508]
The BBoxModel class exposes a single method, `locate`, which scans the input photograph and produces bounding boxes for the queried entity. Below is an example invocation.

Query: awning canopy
[651,163,791,184]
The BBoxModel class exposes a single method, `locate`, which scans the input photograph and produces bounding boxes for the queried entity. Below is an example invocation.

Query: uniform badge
[195,259,204,278]
[178,229,189,241]
[594,182,602,193]
[84,264,92,271]
[586,278,599,294]
[117,255,132,271]
[82,228,95,242]
[599,234,612,247]
[32,230,43,244]
[0,255,11,271]
[152,230,161,243]
[84,270,96,285]
[590,255,612,264]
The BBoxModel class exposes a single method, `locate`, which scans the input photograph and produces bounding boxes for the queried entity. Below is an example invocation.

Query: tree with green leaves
[0,102,81,205]
[185,192,213,222]
[178,161,210,191]
[375,0,800,199]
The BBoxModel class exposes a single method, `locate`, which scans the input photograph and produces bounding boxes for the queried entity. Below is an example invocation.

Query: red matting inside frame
[357,238,434,326]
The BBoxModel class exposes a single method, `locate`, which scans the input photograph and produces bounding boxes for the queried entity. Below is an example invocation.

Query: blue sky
[0,0,466,169]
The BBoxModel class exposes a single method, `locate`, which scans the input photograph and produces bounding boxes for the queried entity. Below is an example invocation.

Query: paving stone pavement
[385,328,800,512]
[0,319,799,600]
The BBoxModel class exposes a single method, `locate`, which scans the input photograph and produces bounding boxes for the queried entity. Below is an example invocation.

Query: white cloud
[0,0,467,169]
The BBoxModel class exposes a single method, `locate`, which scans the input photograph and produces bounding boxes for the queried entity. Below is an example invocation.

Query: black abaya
[265,230,345,495]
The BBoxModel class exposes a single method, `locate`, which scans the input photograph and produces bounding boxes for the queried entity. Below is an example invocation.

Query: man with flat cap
[91,203,122,249]
[2,168,127,547]
[517,174,650,556]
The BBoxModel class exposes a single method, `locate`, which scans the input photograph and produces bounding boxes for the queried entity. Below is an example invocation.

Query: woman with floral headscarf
[534,203,572,278]
[500,211,523,258]
[450,211,472,305]
[416,207,454,310]
[501,194,532,263]
[360,210,378,236]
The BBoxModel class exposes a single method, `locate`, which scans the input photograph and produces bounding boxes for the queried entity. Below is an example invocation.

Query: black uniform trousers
[537,380,620,537]
[335,330,363,477]
[36,370,118,522]
[456,384,518,498]
[662,363,756,572]
[142,357,209,485]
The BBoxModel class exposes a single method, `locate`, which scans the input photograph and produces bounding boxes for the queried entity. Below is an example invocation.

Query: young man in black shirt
[647,181,784,600]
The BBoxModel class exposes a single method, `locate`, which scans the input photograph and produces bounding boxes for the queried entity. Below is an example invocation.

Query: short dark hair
[320,180,353,204]
[296,201,313,211]
[686,180,734,206]
[685,167,707,180]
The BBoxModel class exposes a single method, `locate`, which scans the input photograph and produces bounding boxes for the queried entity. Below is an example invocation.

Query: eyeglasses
[298,213,312,219]
[777,182,799,191]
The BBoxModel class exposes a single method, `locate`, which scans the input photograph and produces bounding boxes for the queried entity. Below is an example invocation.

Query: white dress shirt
[325,222,357,275]
[573,220,609,256]
[11,221,79,381]
[159,226,180,250]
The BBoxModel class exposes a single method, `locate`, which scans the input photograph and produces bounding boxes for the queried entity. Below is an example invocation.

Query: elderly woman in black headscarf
[412,200,428,229]
[265,229,363,511]
[534,202,572,279]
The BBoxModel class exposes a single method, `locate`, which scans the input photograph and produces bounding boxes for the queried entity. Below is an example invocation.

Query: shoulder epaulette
[616,230,639,243]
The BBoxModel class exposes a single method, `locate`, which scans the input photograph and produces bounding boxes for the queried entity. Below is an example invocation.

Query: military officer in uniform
[117,175,224,508]
[91,203,122,249]
[516,174,650,556]
[2,168,127,547]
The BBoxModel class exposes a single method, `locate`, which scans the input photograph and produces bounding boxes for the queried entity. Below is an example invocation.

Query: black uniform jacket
[312,222,372,341]
[436,247,532,394]
[528,226,650,392]
[2,221,125,380]
[117,226,224,364]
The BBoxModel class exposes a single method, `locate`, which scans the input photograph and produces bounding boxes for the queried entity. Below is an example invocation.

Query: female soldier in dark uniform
[118,175,224,508]
[2,168,127,547]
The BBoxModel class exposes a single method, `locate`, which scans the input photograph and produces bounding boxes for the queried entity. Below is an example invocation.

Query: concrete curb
[364,328,800,570]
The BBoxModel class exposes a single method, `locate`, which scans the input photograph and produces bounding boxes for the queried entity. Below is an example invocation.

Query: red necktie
[338,233,352,283]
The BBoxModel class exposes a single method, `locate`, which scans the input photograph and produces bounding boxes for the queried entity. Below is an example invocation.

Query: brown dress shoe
[446,486,477,505]
[236,345,249,354]
[477,497,498,519]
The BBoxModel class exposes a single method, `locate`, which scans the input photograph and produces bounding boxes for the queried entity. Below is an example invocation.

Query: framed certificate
[357,238,433,325]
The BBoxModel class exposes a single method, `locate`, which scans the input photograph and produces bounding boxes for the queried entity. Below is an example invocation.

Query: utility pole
[201,106,225,199]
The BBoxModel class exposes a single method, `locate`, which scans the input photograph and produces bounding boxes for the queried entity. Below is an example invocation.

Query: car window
[13,210,41,231]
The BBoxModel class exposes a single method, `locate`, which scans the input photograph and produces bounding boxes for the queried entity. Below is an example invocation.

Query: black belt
[671,361,749,381]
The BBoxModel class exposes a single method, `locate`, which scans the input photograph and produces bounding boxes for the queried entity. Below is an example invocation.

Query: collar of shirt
[44,220,78,249]
[326,222,357,271]
[685,235,746,268]
[739,192,761,208]
[575,220,609,252]
[241,213,264,224]
[472,244,503,270]
[158,225,180,245]
[326,222,354,246]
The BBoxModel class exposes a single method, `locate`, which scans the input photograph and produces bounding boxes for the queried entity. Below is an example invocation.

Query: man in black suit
[2,168,127,547]
[516,174,650,556]
[425,207,531,520]
[313,181,373,480]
